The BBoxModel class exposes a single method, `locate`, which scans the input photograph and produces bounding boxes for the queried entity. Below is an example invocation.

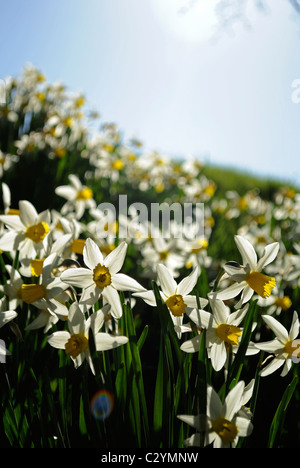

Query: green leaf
[137,325,149,352]
[153,333,164,435]
[228,299,257,387]
[268,375,298,448]
[79,394,88,436]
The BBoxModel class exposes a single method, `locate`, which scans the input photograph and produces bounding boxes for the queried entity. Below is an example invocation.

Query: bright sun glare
[150,0,220,44]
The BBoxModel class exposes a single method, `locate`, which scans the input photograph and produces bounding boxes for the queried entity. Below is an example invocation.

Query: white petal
[280,358,293,377]
[79,283,100,305]
[261,315,289,343]
[83,238,103,270]
[0,310,18,328]
[60,268,93,288]
[235,417,253,437]
[254,338,282,353]
[68,302,85,334]
[241,379,255,407]
[84,354,95,375]
[177,414,202,431]
[184,295,208,309]
[157,263,177,296]
[239,284,254,305]
[132,290,157,306]
[182,433,204,447]
[25,310,58,331]
[112,273,145,293]
[103,241,127,274]
[210,341,227,372]
[69,174,82,190]
[48,331,70,349]
[260,356,285,377]
[45,277,68,296]
[55,186,77,201]
[38,209,51,225]
[186,308,213,329]
[177,267,199,296]
[2,182,11,209]
[256,242,280,272]
[88,306,108,334]
[46,298,69,318]
[0,215,24,231]
[51,233,73,255]
[171,314,183,338]
[183,295,198,309]
[102,285,122,319]
[73,352,85,369]
[207,386,223,420]
[95,333,128,351]
[19,200,38,226]
[234,235,257,271]
[209,281,246,301]
[225,381,245,420]
[223,262,245,277]
[289,310,300,340]
[227,303,249,326]
[18,237,38,262]
[0,231,21,251]
[180,335,202,353]
[245,342,261,355]
[210,298,230,324]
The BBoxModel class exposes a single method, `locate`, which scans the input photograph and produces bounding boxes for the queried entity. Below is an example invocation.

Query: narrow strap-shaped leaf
[268,375,298,448]
[228,299,257,387]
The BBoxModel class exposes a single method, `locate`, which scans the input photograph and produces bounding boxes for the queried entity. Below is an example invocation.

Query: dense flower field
[0,64,300,448]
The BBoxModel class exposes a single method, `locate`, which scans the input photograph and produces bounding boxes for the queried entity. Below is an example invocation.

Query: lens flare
[90,390,114,421]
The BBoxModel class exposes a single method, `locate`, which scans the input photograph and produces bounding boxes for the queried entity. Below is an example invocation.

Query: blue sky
[1,0,300,185]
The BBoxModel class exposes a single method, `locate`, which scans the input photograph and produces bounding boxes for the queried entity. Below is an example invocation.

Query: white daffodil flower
[140,235,185,278]
[178,380,254,448]
[255,311,300,377]
[0,199,51,262]
[256,287,292,316]
[181,298,256,371]
[210,235,279,307]
[20,253,69,318]
[133,263,208,337]
[60,238,146,320]
[47,302,128,374]
[55,174,96,219]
